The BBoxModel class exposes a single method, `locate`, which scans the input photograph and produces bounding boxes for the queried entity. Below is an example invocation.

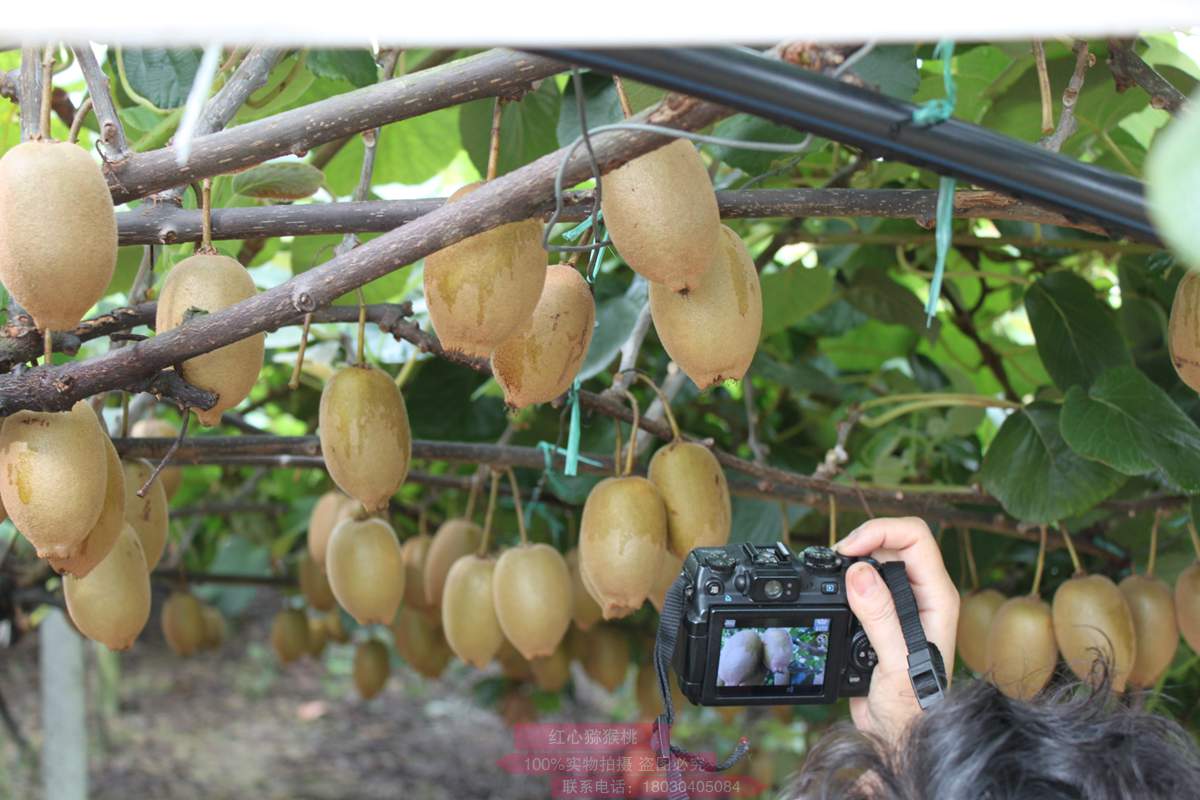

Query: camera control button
[820,581,839,595]
[850,631,878,671]
[704,579,724,596]
[704,552,736,575]
[733,574,748,594]
[802,545,839,572]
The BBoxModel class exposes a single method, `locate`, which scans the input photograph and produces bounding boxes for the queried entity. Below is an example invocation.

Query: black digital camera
[672,542,879,706]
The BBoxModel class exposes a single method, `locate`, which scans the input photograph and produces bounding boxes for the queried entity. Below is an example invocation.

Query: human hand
[834,517,959,740]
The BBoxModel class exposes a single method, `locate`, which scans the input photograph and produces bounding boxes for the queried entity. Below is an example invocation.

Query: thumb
[845,562,907,673]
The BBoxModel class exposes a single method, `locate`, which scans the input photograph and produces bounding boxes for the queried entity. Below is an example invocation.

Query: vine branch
[72,44,129,161]
[1106,39,1188,115]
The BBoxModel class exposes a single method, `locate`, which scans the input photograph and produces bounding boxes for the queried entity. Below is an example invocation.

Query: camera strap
[879,561,948,710]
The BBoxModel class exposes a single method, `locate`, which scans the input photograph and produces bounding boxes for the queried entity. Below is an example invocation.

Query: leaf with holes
[1024,271,1131,390]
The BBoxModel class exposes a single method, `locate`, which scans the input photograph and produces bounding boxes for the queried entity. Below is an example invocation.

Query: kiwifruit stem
[38,45,55,140]
[465,470,483,521]
[620,389,641,477]
[478,469,501,556]
[288,313,313,390]
[138,410,190,497]
[613,76,634,119]
[355,288,367,366]
[612,417,623,478]
[199,178,214,252]
[417,506,428,539]
[394,350,418,390]
[963,529,980,591]
[628,371,681,441]
[1030,525,1047,595]
[1188,520,1200,562]
[67,96,92,144]
[504,468,528,546]
[486,97,503,182]
[828,495,837,548]
[1059,522,1083,576]
[1147,510,1161,578]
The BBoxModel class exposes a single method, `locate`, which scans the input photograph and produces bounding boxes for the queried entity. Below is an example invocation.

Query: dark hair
[786,672,1200,800]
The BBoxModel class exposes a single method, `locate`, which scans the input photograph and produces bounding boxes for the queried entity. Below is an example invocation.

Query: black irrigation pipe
[536,47,1161,246]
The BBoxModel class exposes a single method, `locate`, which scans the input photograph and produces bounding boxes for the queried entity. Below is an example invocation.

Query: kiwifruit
[63,524,151,651]
[649,551,684,614]
[129,419,182,500]
[493,543,573,659]
[161,591,206,657]
[270,608,310,664]
[529,647,571,692]
[635,661,686,721]
[566,548,602,631]
[441,554,504,668]
[47,434,125,578]
[298,552,336,612]
[1168,269,1200,392]
[308,491,356,566]
[1052,574,1136,691]
[496,638,533,680]
[200,605,225,650]
[401,533,434,610]
[600,139,720,292]
[581,623,630,692]
[306,614,328,659]
[648,441,730,558]
[986,595,1058,700]
[424,183,546,357]
[326,517,405,625]
[0,141,117,332]
[121,459,169,571]
[318,365,411,513]
[0,400,107,559]
[155,254,265,426]
[957,589,1006,675]
[649,225,763,389]
[391,606,453,679]
[323,609,351,644]
[1119,574,1179,687]
[353,639,390,699]
[1175,563,1200,653]
[580,476,668,619]
[491,263,595,408]
[424,518,482,609]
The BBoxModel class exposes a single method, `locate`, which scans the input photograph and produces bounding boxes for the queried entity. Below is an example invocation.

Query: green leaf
[845,267,938,339]
[751,352,839,400]
[1147,91,1200,269]
[1024,271,1132,390]
[980,403,1125,523]
[116,48,202,109]
[325,106,462,195]
[729,495,807,546]
[708,114,810,173]
[760,265,834,337]
[405,360,507,441]
[850,46,920,100]
[460,81,561,178]
[231,161,325,200]
[579,290,644,382]
[1060,365,1200,491]
[306,50,378,88]
[557,72,625,148]
[819,319,918,372]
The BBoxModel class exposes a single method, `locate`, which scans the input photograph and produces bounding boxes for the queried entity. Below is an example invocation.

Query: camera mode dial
[703,550,736,576]
[801,545,841,572]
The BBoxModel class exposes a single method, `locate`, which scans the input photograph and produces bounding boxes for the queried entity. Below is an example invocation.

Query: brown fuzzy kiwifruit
[649,225,762,389]
[129,419,183,500]
[121,459,169,571]
[326,517,405,625]
[957,588,1007,675]
[491,264,595,408]
[580,476,667,619]
[1119,574,1178,687]
[306,614,328,659]
[47,434,125,578]
[0,400,108,560]
[496,638,533,680]
[1052,574,1136,691]
[648,441,731,558]
[493,543,573,659]
[354,639,390,700]
[155,254,264,426]
[318,365,411,512]
[401,533,434,610]
[200,605,226,651]
[530,647,571,692]
[392,606,453,679]
[1168,269,1200,392]
[0,141,117,332]
[63,524,151,651]
[441,554,503,669]
[986,595,1058,700]
[308,491,356,566]
[581,624,630,692]
[566,548,602,631]
[424,517,482,609]
[424,183,546,358]
[600,139,720,292]
[323,610,351,644]
[635,660,686,720]
[298,552,336,612]
[161,591,206,657]
[270,609,310,665]
[1175,563,1200,653]
[649,551,684,614]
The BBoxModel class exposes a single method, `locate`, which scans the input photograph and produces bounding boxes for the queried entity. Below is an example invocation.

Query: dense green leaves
[306,50,378,88]
[579,288,645,381]
[460,81,561,178]
[849,46,920,100]
[760,264,833,337]
[115,48,203,109]
[1024,271,1132,390]
[708,114,811,173]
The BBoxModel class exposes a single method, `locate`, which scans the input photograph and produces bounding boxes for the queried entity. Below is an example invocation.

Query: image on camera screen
[714,618,831,696]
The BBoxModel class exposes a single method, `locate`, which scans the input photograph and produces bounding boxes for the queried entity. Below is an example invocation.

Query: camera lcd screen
[714,617,831,698]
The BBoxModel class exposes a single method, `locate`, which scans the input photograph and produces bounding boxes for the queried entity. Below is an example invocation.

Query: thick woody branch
[198,48,284,137]
[1107,39,1188,115]
[72,44,129,161]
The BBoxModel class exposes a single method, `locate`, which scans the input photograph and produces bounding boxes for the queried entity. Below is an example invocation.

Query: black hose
[534,47,1160,246]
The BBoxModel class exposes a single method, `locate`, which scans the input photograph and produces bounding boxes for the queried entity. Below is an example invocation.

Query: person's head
[787,670,1200,800]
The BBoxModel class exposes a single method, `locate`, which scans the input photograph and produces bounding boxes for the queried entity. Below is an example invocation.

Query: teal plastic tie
[564,378,583,476]
[563,216,594,241]
[911,39,957,326]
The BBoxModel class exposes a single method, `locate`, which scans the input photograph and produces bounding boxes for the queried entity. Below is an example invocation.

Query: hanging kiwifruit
[636,661,686,721]
[47,434,125,578]
[496,638,533,680]
[63,524,151,651]
[161,591,206,657]
[0,400,108,559]
[270,608,310,665]
[424,183,546,357]
[649,551,684,614]
[986,527,1057,700]
[442,472,505,668]
[1168,269,1200,392]
[121,459,169,571]
[600,139,720,292]
[298,552,336,612]
[392,606,453,679]
[649,225,763,389]
[326,517,405,625]
[491,263,595,408]
[0,141,117,332]
[323,610,351,644]
[581,624,630,692]
[1119,515,1179,687]
[306,614,328,659]
[200,605,226,651]
[580,475,667,619]
[529,646,571,692]
[354,639,390,699]
[566,548,602,631]
[424,516,482,609]
[129,419,183,500]
[308,491,356,566]
[958,589,1006,675]
[319,365,412,513]
[401,526,434,611]
[1178,563,1200,653]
